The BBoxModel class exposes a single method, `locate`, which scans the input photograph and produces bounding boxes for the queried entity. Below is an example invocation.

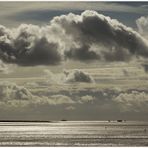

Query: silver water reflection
[0,121,148,146]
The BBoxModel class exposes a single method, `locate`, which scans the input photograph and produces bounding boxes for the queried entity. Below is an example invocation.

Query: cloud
[113,91,148,112]
[64,69,95,83]
[0,11,148,66]
[122,68,130,76]
[0,81,34,108]
[0,79,117,109]
[25,82,39,88]
[42,69,95,84]
[52,10,148,62]
[0,81,32,101]
[44,69,65,84]
[65,105,75,110]
[80,95,94,103]
[136,16,148,39]
[34,94,75,106]
[1,79,148,119]
[48,95,75,105]
[0,60,10,73]
[142,63,148,73]
[0,24,63,65]
[0,81,75,108]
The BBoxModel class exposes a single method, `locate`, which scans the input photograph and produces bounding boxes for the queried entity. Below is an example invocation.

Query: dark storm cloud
[0,10,148,66]
[14,36,61,66]
[0,24,62,66]
[64,44,100,61]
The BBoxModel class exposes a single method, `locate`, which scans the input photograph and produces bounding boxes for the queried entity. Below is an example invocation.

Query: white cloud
[44,69,65,84]
[0,60,10,74]
[65,106,75,110]
[136,16,148,39]
[113,91,148,112]
[49,95,75,105]
[80,95,94,103]
[0,81,32,101]
[0,81,76,108]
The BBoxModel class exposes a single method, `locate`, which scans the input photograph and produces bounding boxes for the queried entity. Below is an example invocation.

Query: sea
[0,121,148,146]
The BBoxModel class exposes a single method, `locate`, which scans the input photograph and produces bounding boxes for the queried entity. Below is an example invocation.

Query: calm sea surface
[0,121,148,146]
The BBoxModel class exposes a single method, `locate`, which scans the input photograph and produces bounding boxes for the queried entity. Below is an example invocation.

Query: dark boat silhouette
[117,120,123,122]
[61,119,67,121]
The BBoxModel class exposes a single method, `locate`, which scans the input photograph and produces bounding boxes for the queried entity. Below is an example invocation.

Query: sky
[0,1,148,121]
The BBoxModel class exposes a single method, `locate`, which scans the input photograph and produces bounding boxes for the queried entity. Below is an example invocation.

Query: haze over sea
[0,121,148,146]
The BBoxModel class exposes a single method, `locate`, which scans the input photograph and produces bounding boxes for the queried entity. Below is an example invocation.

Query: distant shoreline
[0,120,147,122]
[0,120,51,122]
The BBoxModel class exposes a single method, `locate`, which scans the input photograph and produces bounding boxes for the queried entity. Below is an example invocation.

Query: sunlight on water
[0,121,148,146]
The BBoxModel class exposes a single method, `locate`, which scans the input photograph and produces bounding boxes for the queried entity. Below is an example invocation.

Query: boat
[117,120,123,122]
[61,119,67,121]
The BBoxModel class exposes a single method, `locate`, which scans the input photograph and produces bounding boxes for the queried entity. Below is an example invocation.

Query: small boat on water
[61,119,67,121]
[117,120,123,122]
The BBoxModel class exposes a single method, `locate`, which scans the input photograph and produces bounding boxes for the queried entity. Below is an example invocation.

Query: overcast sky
[0,2,148,121]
